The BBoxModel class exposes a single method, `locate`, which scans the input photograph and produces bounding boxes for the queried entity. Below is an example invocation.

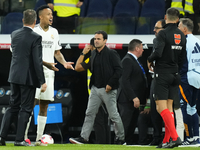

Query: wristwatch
[80,52,85,56]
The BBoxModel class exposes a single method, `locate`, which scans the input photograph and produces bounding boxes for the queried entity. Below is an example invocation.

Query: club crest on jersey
[174,34,181,45]
[51,34,54,39]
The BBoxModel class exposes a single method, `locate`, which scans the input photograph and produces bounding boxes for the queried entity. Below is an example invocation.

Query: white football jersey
[185,34,200,88]
[33,24,62,73]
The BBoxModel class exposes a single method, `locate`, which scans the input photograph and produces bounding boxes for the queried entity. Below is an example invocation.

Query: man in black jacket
[69,30,125,144]
[147,7,186,148]
[0,9,46,146]
[149,19,166,146]
[117,39,147,145]
[74,38,109,144]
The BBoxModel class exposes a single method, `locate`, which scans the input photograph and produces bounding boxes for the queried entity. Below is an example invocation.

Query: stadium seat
[80,0,89,17]
[86,0,113,18]
[136,0,165,34]
[112,0,140,34]
[77,0,113,34]
[76,17,111,34]
[1,12,23,34]
[140,0,165,18]
[113,0,140,17]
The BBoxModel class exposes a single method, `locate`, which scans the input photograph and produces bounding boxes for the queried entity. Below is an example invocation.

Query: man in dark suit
[117,39,147,145]
[0,9,47,146]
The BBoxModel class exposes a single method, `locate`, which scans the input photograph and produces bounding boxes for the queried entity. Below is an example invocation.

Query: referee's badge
[51,34,54,39]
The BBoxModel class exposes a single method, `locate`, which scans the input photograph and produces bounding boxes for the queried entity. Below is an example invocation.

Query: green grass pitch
[0,143,199,150]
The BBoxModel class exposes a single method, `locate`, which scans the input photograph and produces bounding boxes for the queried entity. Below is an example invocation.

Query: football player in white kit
[24,5,74,146]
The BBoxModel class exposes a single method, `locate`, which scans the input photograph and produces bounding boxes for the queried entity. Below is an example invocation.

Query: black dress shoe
[0,137,6,146]
[14,141,31,146]
[149,138,162,146]
[114,138,126,145]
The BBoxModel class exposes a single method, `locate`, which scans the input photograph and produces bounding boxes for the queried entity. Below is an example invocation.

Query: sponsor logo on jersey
[192,42,200,54]
[42,41,54,48]
[191,59,200,66]
[171,45,182,50]
[174,34,181,45]
[192,59,200,63]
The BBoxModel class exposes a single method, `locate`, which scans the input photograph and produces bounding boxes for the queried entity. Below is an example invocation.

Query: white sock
[174,108,184,141]
[24,112,33,140]
[36,115,47,142]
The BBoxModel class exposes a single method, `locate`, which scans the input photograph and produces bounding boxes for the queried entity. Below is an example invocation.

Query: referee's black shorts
[154,73,180,108]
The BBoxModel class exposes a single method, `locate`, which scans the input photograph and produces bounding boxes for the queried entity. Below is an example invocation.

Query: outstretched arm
[43,61,59,71]
[54,50,74,70]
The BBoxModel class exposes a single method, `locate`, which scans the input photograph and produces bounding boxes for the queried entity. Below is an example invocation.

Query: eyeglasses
[154,27,163,30]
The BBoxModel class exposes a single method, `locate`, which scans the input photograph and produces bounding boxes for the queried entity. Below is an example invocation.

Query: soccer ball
[41,134,54,144]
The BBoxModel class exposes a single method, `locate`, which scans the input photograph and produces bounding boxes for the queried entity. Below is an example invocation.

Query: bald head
[154,19,165,36]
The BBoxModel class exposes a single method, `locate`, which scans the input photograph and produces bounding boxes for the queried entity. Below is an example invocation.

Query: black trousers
[118,102,139,145]
[150,79,163,140]
[0,83,35,142]
[137,111,152,145]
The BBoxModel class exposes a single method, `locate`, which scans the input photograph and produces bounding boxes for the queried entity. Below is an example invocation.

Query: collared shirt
[128,51,137,60]
[128,51,145,75]
[24,26,33,30]
[128,52,147,87]
[93,49,105,88]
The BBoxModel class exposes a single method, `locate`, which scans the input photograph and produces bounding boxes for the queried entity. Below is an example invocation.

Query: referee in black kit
[147,7,186,148]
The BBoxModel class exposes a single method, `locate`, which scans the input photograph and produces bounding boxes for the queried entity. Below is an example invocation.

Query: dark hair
[95,30,108,40]
[128,39,142,51]
[23,9,36,25]
[36,5,50,19]
[166,7,180,21]
[90,38,95,47]
[180,18,194,32]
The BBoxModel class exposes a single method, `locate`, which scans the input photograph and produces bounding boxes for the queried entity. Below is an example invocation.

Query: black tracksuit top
[148,23,186,74]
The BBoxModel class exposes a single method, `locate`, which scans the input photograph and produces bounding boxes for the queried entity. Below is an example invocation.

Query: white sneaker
[179,137,200,147]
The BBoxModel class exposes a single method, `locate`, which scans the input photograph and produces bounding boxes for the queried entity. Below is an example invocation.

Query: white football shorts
[35,71,54,101]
